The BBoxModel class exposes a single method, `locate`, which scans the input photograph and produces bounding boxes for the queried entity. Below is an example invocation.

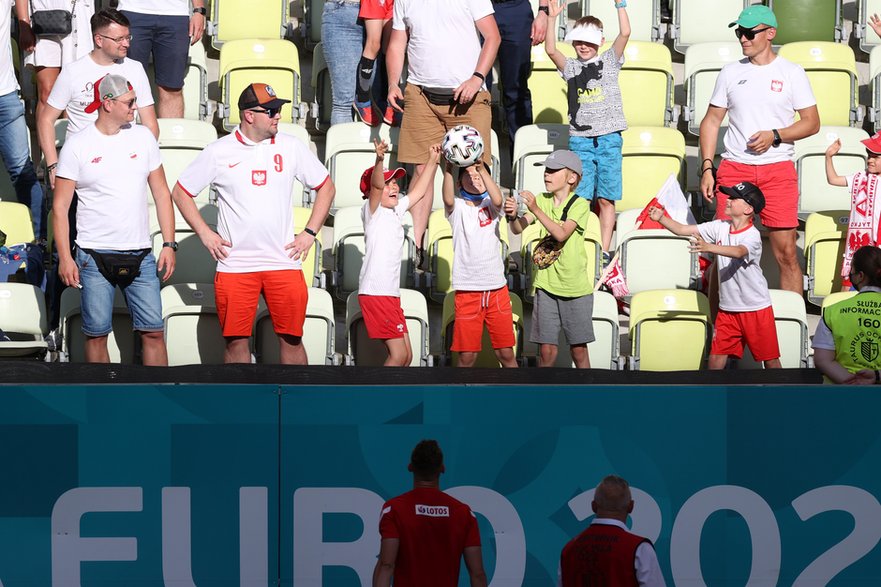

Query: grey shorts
[530,288,595,346]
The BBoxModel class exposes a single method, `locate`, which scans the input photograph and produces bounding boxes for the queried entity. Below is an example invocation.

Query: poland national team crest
[771,80,783,92]
[252,170,267,186]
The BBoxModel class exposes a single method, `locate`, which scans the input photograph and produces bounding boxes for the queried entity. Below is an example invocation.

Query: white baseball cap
[564,23,603,45]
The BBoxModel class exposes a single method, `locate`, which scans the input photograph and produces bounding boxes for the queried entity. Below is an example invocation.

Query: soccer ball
[442,125,484,167]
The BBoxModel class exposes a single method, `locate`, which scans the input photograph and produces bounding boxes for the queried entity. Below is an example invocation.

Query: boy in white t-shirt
[441,160,517,367]
[648,181,781,369]
[358,139,439,366]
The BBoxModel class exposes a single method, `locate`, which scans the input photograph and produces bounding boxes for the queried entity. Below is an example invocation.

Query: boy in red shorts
[358,139,439,365]
[441,157,518,368]
[648,181,781,369]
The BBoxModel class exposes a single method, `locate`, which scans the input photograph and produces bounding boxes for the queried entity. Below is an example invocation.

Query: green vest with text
[824,292,881,372]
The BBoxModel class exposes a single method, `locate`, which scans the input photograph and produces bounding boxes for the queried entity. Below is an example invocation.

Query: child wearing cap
[440,158,518,368]
[824,133,881,290]
[648,181,781,370]
[506,150,595,368]
[358,139,440,366]
[545,0,630,266]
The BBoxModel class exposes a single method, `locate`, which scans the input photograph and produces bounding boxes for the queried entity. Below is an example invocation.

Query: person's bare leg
[768,227,801,294]
[157,86,184,119]
[596,198,616,253]
[763,358,782,369]
[708,353,727,370]
[84,335,110,363]
[538,343,558,367]
[494,347,518,368]
[140,330,168,366]
[384,335,413,366]
[278,333,308,365]
[571,343,590,369]
[224,336,252,363]
[457,350,478,367]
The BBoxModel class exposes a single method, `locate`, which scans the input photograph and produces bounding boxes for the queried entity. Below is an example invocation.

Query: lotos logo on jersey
[771,80,783,92]
[415,505,449,517]
[252,170,267,186]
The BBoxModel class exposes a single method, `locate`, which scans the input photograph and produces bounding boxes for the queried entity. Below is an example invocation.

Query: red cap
[862,131,881,154]
[360,166,406,198]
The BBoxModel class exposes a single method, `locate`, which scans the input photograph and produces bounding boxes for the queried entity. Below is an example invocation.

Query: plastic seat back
[672,0,747,53]
[512,124,569,193]
[683,42,741,135]
[210,0,286,49]
[860,0,881,53]
[617,41,675,126]
[528,44,574,125]
[0,201,35,244]
[629,289,710,371]
[804,210,850,306]
[59,287,135,363]
[620,127,686,212]
[794,126,868,216]
[586,289,622,369]
[255,287,336,364]
[183,41,209,120]
[777,42,858,127]
[324,122,399,210]
[0,283,48,358]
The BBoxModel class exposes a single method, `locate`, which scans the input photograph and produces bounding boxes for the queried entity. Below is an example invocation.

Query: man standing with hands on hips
[698,5,819,294]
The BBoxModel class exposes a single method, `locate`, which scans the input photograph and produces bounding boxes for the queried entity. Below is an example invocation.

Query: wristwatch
[772,129,782,148]
[162,241,179,251]
[537,6,549,14]
[192,7,206,15]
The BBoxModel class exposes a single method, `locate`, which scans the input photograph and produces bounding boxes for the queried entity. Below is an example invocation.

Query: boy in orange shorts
[441,156,518,368]
[649,181,781,369]
[358,139,440,365]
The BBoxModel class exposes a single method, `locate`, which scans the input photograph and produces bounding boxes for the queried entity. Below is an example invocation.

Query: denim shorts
[74,247,164,336]
[570,133,623,201]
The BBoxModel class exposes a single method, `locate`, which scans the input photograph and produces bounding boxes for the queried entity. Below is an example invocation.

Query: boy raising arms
[648,182,781,370]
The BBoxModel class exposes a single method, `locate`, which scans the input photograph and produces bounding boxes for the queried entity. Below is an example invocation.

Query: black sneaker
[415,246,425,269]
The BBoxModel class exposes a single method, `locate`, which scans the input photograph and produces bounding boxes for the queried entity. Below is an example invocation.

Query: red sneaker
[353,101,381,127]
[382,105,402,127]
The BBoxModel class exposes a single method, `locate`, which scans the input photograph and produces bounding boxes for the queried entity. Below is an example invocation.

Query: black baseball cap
[719,181,765,213]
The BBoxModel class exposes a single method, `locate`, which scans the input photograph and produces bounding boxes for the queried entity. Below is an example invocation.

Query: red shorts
[359,295,408,339]
[451,288,516,352]
[711,306,780,361]
[715,160,798,229]
[215,270,307,338]
[359,0,393,20]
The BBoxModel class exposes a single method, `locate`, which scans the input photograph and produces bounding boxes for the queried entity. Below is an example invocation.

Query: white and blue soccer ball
[442,125,484,167]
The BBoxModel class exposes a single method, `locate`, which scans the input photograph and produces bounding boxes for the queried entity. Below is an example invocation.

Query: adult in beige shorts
[386,0,500,265]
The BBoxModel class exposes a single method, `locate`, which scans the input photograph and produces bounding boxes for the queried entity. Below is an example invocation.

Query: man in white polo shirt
[172,83,336,365]
[52,74,176,365]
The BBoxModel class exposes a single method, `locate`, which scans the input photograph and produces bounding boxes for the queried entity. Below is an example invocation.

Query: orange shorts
[715,160,798,229]
[214,270,307,338]
[711,306,780,361]
[359,294,408,339]
[451,288,516,352]
[359,0,393,20]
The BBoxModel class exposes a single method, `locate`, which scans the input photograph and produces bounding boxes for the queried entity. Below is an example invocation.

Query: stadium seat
[858,0,881,53]
[218,39,303,131]
[309,43,332,131]
[804,210,850,306]
[628,289,711,371]
[276,123,314,207]
[331,205,415,301]
[0,201,36,244]
[208,0,288,50]
[161,283,265,365]
[617,41,676,127]
[439,290,524,367]
[254,287,339,365]
[683,42,741,136]
[620,126,686,212]
[157,118,218,214]
[0,283,48,359]
[424,208,510,304]
[739,289,811,369]
[777,42,860,127]
[671,0,747,54]
[578,0,661,42]
[519,209,602,303]
[344,288,431,367]
[613,208,700,299]
[324,122,399,210]
[767,0,842,45]
[587,289,623,370]
[512,123,569,193]
[58,287,135,364]
[528,43,575,125]
[183,41,209,121]
[793,126,868,217]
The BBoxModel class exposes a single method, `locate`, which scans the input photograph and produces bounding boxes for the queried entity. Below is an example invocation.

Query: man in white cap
[699,5,819,294]
[52,74,176,365]
[172,83,335,365]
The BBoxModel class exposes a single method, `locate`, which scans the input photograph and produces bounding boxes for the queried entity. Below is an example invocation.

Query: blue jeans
[0,91,44,239]
[74,247,163,336]
[321,0,364,125]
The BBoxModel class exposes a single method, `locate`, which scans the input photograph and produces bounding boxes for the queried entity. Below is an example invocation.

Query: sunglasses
[249,107,281,118]
[112,97,137,108]
[734,26,771,41]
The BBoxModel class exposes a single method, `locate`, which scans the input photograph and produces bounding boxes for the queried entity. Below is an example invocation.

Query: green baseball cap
[728,5,777,29]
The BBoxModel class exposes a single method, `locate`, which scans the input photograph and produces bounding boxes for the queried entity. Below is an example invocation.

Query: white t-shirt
[56,123,161,250]
[117,0,190,16]
[176,128,330,273]
[392,0,493,89]
[447,196,506,291]
[698,220,771,312]
[709,56,815,164]
[47,54,155,136]
[0,0,18,96]
[359,196,410,297]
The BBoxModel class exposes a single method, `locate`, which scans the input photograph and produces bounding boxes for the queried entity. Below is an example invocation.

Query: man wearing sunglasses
[698,5,819,295]
[172,83,336,365]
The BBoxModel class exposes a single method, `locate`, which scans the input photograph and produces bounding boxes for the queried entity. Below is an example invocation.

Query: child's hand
[547,0,565,19]
[504,194,519,218]
[647,205,664,222]
[521,190,537,212]
[428,143,442,164]
[374,138,389,160]
[688,235,711,254]
[825,138,842,158]
[870,13,881,37]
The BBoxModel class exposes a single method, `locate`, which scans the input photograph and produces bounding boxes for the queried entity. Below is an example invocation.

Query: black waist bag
[421,86,456,106]
[82,248,149,287]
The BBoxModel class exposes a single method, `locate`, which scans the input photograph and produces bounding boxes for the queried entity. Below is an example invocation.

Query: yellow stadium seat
[804,210,850,306]
[739,289,811,369]
[628,289,711,371]
[683,42,741,136]
[255,287,339,365]
[794,126,868,217]
[616,41,676,127]
[324,122,400,210]
[512,123,569,193]
[344,288,431,366]
[183,41,209,121]
[0,201,35,244]
[0,283,48,359]
[777,42,860,127]
[529,44,574,126]
[587,289,623,369]
[439,290,524,367]
[208,0,287,50]
[59,287,135,364]
[620,126,686,212]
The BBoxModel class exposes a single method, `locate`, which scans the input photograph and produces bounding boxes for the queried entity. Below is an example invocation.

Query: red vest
[560,523,650,587]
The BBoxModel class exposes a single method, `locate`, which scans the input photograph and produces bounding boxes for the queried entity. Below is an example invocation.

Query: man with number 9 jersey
[172,82,336,364]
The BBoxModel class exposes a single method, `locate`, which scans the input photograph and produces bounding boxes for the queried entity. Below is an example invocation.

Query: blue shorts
[75,247,164,336]
[569,133,623,202]
[121,11,190,89]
